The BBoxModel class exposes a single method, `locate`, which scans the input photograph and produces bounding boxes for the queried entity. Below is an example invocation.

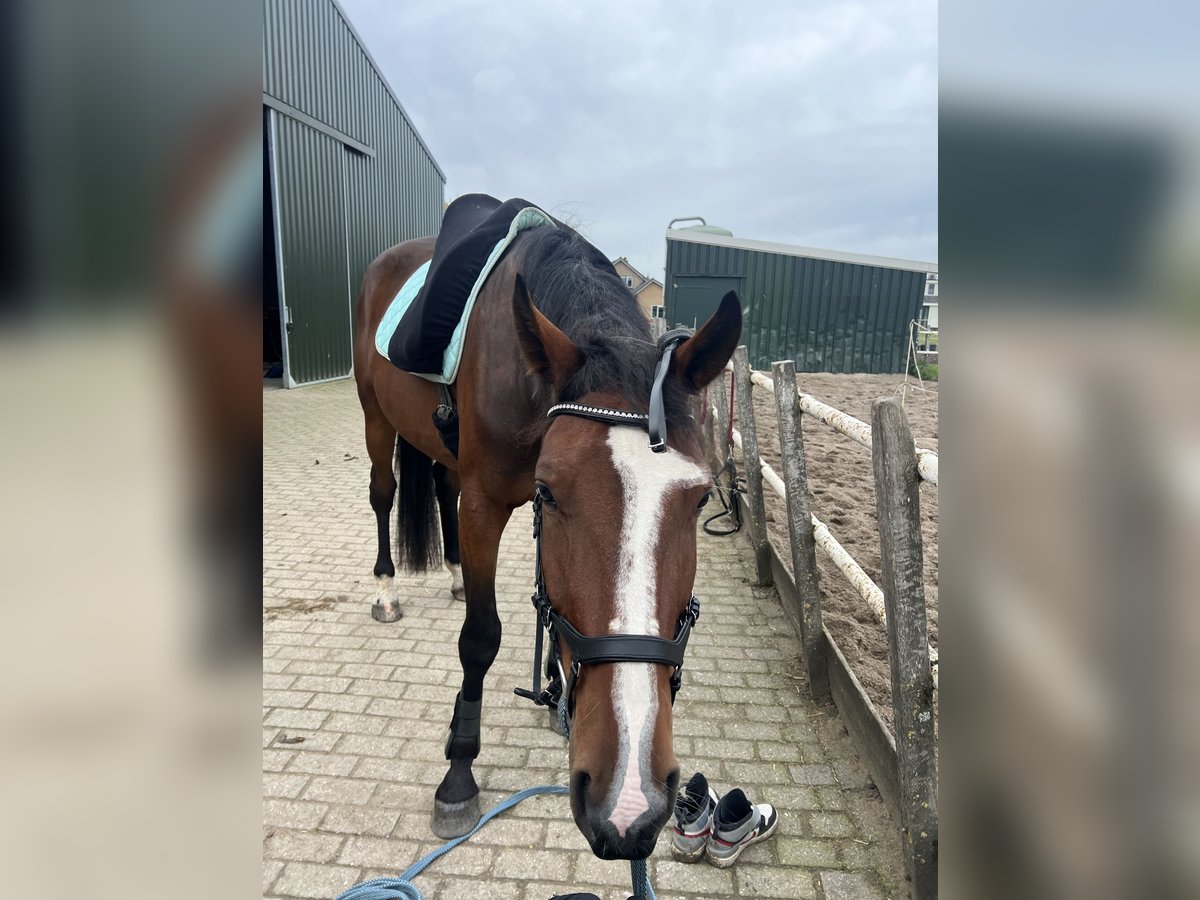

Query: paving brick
[492,846,570,882]
[271,862,362,899]
[302,775,377,806]
[335,733,404,758]
[263,749,297,772]
[790,763,839,785]
[437,877,522,900]
[820,870,887,900]
[337,834,424,869]
[264,708,331,730]
[325,711,388,734]
[263,689,315,709]
[263,772,310,799]
[724,760,793,784]
[262,858,283,893]
[651,859,735,894]
[306,692,372,713]
[816,785,849,810]
[776,837,841,868]
[263,799,329,830]
[287,752,359,777]
[423,843,494,876]
[757,740,803,762]
[809,811,858,838]
[263,828,345,863]
[736,864,819,898]
[320,804,400,837]
[291,674,353,693]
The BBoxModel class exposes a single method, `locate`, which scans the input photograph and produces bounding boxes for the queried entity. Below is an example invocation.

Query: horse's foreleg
[432,491,511,838]
[365,412,401,623]
[433,463,464,602]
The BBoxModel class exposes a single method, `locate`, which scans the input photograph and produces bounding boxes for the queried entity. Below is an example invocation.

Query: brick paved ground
[264,380,905,899]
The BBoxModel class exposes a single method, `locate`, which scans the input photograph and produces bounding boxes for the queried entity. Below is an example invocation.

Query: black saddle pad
[388,193,547,373]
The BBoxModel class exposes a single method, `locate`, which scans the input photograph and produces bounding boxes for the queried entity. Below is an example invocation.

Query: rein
[513,331,702,734]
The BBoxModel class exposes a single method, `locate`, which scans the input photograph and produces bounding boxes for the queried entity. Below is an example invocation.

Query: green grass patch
[915,361,939,381]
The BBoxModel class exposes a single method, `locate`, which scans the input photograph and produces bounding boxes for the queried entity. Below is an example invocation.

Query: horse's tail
[395,437,442,572]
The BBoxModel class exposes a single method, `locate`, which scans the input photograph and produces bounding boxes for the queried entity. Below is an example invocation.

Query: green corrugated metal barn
[665,229,937,374]
[263,0,445,387]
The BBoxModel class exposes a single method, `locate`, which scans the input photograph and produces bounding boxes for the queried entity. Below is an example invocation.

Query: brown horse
[354,224,741,859]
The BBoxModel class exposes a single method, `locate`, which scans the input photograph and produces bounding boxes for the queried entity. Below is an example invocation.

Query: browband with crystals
[546,402,649,429]
[545,328,694,451]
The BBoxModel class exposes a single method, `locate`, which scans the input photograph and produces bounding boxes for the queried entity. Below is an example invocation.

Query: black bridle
[513,330,702,734]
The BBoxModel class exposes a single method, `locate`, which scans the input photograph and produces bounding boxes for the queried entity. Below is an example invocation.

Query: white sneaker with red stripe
[670,772,720,862]
[705,788,779,868]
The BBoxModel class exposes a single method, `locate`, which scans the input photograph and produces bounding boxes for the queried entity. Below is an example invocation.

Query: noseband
[513,330,702,734]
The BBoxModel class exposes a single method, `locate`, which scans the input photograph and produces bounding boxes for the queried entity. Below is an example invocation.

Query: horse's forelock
[515,229,693,427]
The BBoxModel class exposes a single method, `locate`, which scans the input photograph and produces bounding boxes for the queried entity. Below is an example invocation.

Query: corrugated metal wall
[264,0,444,385]
[665,238,927,374]
[272,113,352,383]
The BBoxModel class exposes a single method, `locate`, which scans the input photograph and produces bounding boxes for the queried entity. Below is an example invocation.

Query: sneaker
[670,772,719,862]
[705,788,779,868]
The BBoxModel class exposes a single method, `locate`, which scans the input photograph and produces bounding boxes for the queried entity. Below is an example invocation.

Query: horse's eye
[535,483,557,507]
[697,492,711,512]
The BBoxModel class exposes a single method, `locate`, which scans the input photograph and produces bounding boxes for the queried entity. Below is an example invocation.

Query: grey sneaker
[670,772,719,862]
[705,788,779,868]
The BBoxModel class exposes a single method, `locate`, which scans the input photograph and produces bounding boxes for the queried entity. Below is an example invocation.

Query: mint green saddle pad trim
[374,207,557,384]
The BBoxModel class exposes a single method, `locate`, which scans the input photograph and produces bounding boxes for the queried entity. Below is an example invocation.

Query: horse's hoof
[371,598,403,623]
[431,795,480,839]
[451,586,467,603]
[548,706,568,738]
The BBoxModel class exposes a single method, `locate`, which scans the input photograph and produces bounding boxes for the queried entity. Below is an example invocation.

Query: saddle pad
[375,204,557,384]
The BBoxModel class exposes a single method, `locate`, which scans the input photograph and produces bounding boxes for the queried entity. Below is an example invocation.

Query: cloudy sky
[340,0,937,281]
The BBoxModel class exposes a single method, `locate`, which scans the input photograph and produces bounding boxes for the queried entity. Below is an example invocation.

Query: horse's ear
[512,274,583,388]
[669,291,743,392]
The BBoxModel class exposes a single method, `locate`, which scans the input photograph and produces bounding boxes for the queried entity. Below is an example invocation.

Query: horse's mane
[516,226,692,427]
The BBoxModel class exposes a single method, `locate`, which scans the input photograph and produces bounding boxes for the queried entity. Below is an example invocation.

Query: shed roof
[666,228,937,274]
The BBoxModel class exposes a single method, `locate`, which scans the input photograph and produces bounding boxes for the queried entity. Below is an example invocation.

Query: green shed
[264,0,445,387]
[665,228,937,374]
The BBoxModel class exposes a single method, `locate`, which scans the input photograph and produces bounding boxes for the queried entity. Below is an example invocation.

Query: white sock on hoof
[446,562,465,598]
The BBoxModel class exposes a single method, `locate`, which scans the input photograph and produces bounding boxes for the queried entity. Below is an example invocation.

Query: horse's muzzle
[572,768,679,860]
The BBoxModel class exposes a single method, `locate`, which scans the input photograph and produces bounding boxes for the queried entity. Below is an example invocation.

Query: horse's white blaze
[603,428,708,836]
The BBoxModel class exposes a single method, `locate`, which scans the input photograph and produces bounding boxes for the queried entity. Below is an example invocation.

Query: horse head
[514,275,742,859]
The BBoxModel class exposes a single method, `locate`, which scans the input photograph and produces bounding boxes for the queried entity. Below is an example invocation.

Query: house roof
[633,278,663,296]
[611,256,648,283]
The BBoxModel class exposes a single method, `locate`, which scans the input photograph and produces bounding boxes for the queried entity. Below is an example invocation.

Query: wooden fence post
[700,386,717,472]
[732,346,772,586]
[771,360,830,703]
[711,367,729,463]
[871,397,938,899]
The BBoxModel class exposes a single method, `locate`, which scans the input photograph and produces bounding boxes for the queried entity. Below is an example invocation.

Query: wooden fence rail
[724,368,940,681]
[706,351,939,900]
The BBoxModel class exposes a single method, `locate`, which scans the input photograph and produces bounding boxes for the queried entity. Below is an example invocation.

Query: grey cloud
[342,0,937,279]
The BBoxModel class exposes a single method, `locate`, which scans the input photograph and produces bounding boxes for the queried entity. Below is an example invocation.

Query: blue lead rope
[332,784,656,900]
